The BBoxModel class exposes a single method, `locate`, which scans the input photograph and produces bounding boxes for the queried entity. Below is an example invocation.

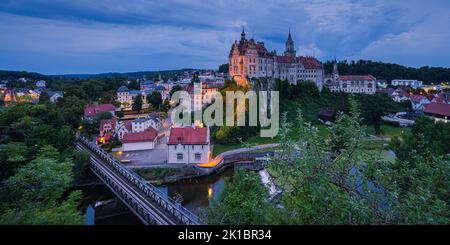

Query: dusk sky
[1,0,449,74]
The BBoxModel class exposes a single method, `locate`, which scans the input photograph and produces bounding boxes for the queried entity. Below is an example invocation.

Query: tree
[147,91,162,109]
[116,109,125,118]
[132,95,143,113]
[209,97,450,224]
[218,63,229,74]
[59,95,86,129]
[191,74,200,84]
[38,90,50,104]
[359,93,402,134]
[206,170,276,225]
[0,142,29,180]
[170,85,183,97]
[0,146,84,225]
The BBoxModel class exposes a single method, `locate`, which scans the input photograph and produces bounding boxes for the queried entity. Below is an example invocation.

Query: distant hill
[52,69,196,80]
[0,70,48,81]
[323,60,450,84]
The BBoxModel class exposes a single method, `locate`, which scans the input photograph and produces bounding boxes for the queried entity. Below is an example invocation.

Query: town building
[83,104,116,119]
[185,82,221,112]
[122,127,158,151]
[116,121,133,140]
[409,94,431,111]
[48,90,63,103]
[391,79,423,89]
[424,103,450,123]
[36,80,46,88]
[131,113,162,132]
[99,118,117,136]
[390,88,410,103]
[167,126,210,165]
[117,83,169,110]
[324,62,376,94]
[228,29,324,89]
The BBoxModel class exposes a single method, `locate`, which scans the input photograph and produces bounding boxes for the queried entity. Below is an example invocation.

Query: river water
[79,167,235,225]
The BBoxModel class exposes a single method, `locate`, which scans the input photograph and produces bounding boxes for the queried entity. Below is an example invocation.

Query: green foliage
[0,145,83,225]
[218,63,229,74]
[209,98,450,224]
[147,91,163,109]
[323,59,450,84]
[169,85,183,97]
[38,90,50,104]
[191,74,200,84]
[205,170,276,225]
[132,95,143,113]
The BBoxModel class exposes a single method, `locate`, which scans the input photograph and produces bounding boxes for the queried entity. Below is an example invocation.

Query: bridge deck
[75,135,198,225]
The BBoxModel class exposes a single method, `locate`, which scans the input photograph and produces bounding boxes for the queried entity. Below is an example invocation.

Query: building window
[177,154,183,161]
[195,153,201,161]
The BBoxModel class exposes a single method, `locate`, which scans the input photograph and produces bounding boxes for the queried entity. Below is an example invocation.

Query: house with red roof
[122,127,158,151]
[431,92,450,104]
[390,88,410,103]
[83,104,116,119]
[99,119,117,136]
[409,94,431,111]
[167,126,210,164]
[424,103,450,123]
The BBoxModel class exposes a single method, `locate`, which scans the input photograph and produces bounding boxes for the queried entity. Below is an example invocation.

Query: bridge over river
[75,134,199,225]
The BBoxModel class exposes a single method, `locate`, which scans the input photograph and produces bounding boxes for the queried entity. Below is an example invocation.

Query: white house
[167,126,210,165]
[391,79,423,89]
[122,127,158,151]
[36,80,46,88]
[116,121,132,140]
[48,90,63,103]
[390,89,409,103]
[131,114,161,133]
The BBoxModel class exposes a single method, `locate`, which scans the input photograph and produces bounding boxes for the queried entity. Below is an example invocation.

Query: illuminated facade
[228,29,324,89]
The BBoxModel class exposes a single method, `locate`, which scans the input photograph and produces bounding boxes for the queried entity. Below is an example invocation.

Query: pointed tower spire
[241,26,246,41]
[284,29,296,57]
[287,28,293,42]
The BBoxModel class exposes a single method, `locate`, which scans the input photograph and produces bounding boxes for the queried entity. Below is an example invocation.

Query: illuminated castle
[228,29,324,89]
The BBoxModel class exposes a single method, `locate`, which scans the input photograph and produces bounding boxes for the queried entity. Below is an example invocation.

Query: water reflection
[159,167,234,214]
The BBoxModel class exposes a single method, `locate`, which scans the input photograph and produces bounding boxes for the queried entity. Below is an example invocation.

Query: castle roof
[298,57,322,69]
[230,38,272,58]
[275,55,295,63]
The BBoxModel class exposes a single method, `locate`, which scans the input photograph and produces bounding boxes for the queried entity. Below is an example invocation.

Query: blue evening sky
[0,0,449,74]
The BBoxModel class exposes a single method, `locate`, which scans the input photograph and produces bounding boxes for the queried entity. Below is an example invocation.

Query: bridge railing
[76,134,199,225]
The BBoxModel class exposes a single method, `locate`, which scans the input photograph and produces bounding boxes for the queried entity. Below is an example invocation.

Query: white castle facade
[228,29,324,89]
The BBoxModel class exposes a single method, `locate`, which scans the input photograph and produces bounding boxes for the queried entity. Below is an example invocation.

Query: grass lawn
[366,125,411,139]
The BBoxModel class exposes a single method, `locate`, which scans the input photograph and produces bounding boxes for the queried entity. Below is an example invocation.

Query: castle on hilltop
[228,29,324,89]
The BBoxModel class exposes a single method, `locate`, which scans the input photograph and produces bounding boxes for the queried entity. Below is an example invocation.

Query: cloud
[0,0,449,73]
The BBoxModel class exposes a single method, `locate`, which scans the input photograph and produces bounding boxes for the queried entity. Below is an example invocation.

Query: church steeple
[284,30,296,57]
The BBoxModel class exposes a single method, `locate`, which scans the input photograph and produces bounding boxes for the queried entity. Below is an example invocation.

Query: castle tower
[284,30,296,57]
[241,27,246,41]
